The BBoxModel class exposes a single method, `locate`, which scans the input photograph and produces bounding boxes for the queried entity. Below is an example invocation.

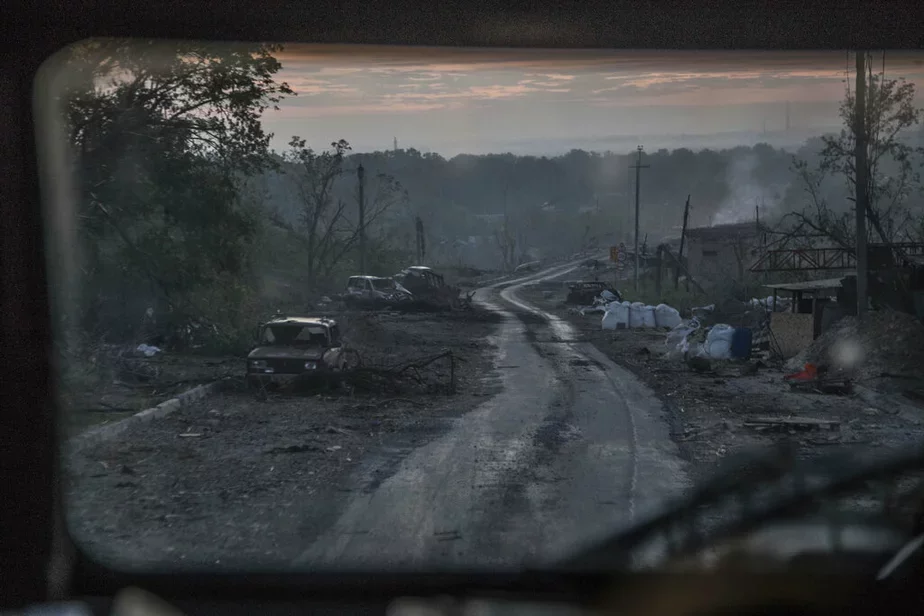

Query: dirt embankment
[516,284,924,486]
[63,309,503,568]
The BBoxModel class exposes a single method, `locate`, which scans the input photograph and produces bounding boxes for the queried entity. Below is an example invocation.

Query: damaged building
[684,221,768,286]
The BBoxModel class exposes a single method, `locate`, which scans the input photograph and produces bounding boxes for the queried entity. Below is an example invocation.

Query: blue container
[730,327,753,360]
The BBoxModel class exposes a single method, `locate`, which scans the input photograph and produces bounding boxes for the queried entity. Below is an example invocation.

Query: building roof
[685,221,766,241]
[763,276,850,292]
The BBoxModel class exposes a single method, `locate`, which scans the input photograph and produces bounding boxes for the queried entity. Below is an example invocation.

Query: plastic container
[730,327,753,360]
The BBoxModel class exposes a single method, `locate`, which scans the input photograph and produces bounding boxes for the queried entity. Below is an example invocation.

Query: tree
[279,137,406,287]
[782,53,923,251]
[61,39,294,344]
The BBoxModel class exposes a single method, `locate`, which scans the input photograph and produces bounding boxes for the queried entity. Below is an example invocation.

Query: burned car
[343,275,412,307]
[565,281,621,305]
[246,316,351,390]
[392,265,472,311]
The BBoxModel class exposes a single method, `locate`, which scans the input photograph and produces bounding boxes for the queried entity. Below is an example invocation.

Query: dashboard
[22,520,924,616]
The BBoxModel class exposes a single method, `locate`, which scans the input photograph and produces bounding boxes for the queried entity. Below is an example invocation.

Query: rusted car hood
[248,346,325,360]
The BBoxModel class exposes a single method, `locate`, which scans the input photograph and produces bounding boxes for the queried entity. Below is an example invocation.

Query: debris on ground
[64,308,502,566]
[786,308,924,392]
[516,283,924,486]
[565,281,621,306]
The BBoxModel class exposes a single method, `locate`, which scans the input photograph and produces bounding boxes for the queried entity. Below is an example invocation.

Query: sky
[260,47,924,157]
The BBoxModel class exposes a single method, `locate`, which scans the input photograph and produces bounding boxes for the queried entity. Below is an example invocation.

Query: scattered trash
[136,344,162,357]
[784,363,819,382]
[566,281,621,306]
[691,304,715,319]
[748,296,792,312]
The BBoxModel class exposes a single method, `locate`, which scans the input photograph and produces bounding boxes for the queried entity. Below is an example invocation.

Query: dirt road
[294,263,689,569]
[65,261,690,571]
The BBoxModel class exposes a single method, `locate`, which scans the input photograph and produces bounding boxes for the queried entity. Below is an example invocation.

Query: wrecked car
[246,315,352,391]
[566,281,621,305]
[343,275,412,307]
[395,265,444,293]
[392,265,471,311]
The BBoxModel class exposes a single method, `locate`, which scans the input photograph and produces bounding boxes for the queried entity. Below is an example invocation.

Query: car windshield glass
[264,325,327,346]
[371,278,396,291]
[40,40,924,577]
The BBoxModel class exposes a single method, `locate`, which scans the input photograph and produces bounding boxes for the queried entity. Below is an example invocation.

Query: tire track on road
[496,272,642,542]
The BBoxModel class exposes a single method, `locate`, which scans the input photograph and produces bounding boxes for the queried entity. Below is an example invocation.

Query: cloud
[271,102,454,118]
[272,47,924,117]
[275,45,924,75]
[260,45,924,151]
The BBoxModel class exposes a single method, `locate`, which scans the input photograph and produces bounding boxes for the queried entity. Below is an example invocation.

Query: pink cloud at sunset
[260,45,924,155]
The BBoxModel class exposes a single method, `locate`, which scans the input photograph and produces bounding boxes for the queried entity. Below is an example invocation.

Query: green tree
[61,39,294,345]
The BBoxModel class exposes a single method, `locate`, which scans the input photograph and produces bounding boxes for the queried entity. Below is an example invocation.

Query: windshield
[371,278,397,291]
[39,42,924,574]
[263,324,328,346]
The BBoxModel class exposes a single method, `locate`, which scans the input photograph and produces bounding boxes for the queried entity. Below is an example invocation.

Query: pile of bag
[602,302,682,330]
[664,318,753,360]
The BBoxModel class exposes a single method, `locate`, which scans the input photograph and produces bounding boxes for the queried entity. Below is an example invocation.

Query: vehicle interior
[4,2,924,615]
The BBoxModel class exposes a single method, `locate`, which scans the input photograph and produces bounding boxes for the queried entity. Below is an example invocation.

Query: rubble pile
[786,309,924,384]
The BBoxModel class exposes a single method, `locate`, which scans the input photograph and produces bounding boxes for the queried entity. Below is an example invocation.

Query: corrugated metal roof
[763,276,850,292]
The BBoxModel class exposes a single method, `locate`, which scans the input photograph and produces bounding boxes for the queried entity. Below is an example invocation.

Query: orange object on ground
[784,363,817,381]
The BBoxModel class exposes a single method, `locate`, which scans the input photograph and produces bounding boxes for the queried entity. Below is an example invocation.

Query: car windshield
[40,41,924,574]
[371,278,397,291]
[263,324,328,346]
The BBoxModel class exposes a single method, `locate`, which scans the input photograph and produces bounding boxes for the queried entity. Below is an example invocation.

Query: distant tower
[394,137,398,152]
[785,102,791,131]
[762,119,767,135]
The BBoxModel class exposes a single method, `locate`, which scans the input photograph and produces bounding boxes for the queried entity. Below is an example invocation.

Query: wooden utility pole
[655,244,664,296]
[629,145,649,291]
[675,194,690,290]
[415,216,425,264]
[358,163,366,274]
[855,51,869,320]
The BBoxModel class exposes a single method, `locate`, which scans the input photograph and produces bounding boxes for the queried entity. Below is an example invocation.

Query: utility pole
[675,194,690,290]
[854,51,869,320]
[629,145,649,291]
[415,216,425,264]
[357,163,366,274]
